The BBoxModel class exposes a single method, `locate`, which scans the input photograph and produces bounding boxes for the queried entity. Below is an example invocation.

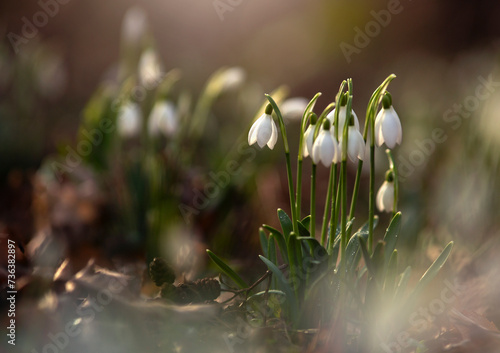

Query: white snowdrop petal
[374,109,384,147]
[138,49,163,87]
[311,134,323,165]
[347,138,357,162]
[304,125,317,157]
[376,181,394,212]
[381,114,399,149]
[321,135,335,166]
[267,117,278,149]
[332,137,340,163]
[148,101,178,137]
[374,106,402,149]
[257,124,272,148]
[220,67,245,91]
[247,114,277,149]
[248,115,264,146]
[383,182,394,212]
[118,102,142,138]
[328,107,360,132]
[356,136,365,160]
[376,183,386,212]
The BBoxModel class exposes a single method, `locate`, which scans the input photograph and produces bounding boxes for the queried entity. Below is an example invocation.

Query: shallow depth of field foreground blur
[2,0,500,352]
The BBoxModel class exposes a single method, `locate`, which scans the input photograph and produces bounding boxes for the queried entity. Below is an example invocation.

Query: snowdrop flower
[339,117,365,162]
[121,7,148,47]
[281,97,309,121]
[326,104,360,132]
[207,67,245,95]
[375,93,402,149]
[219,67,245,92]
[148,101,178,137]
[303,113,317,158]
[312,120,339,167]
[118,102,142,138]
[138,49,163,88]
[248,104,278,149]
[376,171,395,212]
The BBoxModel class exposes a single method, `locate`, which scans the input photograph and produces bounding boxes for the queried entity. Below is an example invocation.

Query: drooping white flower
[148,101,177,137]
[138,49,163,88]
[248,105,278,149]
[118,102,142,138]
[303,124,315,158]
[303,113,318,158]
[207,67,245,95]
[121,7,148,47]
[374,94,402,149]
[219,67,246,92]
[281,97,309,121]
[340,125,365,162]
[312,121,339,167]
[376,179,394,213]
[326,106,360,132]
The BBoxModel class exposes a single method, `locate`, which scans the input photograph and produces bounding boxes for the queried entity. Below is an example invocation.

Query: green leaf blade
[206,249,248,289]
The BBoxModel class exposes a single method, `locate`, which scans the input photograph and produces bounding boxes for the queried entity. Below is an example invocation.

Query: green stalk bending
[265,94,299,235]
[365,74,396,253]
[296,93,321,222]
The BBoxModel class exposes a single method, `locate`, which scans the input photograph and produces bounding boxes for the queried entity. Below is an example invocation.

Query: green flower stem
[386,149,399,216]
[296,93,321,224]
[365,74,396,253]
[368,144,375,254]
[340,159,348,273]
[310,163,317,237]
[324,82,346,252]
[340,83,353,273]
[329,165,339,249]
[329,96,341,252]
[348,161,363,222]
[296,158,303,219]
[348,99,372,231]
[321,166,335,247]
[265,94,299,235]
